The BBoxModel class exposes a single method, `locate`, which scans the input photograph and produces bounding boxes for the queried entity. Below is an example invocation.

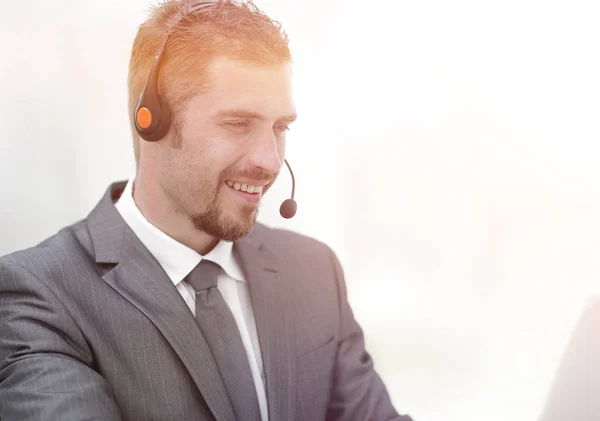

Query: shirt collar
[114,177,246,286]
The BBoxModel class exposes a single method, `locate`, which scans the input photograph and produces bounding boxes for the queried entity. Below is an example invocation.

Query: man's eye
[274,125,290,133]
[226,121,250,129]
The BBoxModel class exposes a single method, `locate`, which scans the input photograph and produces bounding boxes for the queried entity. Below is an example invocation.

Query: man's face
[158,57,296,241]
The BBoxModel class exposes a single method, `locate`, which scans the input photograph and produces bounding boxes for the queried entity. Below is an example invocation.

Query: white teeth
[226,181,264,194]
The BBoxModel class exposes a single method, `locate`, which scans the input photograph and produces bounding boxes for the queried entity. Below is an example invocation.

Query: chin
[191,200,258,242]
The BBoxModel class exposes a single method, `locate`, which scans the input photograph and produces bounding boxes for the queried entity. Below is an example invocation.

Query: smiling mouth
[225,180,265,194]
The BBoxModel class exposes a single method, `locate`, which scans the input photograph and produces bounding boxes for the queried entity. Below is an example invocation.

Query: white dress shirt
[115,177,268,421]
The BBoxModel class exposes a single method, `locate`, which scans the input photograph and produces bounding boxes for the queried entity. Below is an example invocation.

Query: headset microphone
[279,159,297,219]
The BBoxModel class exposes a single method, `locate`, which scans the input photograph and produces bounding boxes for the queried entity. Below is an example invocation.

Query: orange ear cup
[136,107,153,129]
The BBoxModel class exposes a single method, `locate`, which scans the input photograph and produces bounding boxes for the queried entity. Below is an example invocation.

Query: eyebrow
[215,109,297,124]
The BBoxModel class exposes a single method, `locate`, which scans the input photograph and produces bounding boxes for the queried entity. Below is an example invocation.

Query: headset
[133,0,297,218]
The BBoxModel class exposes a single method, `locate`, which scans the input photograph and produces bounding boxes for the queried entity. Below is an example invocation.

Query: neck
[132,167,220,256]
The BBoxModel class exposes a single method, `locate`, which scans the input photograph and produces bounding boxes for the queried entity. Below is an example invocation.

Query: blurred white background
[1,0,600,420]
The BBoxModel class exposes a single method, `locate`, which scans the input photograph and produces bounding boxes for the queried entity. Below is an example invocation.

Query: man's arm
[325,248,414,421]
[0,259,123,421]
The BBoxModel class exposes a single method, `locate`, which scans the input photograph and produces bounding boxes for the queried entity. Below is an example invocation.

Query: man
[0,1,412,420]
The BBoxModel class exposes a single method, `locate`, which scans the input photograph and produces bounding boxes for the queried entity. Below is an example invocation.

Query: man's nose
[247,129,283,174]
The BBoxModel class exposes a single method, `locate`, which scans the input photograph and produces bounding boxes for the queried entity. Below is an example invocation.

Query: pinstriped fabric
[0,181,411,421]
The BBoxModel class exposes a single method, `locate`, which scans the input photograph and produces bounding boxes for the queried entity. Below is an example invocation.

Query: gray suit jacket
[0,181,412,421]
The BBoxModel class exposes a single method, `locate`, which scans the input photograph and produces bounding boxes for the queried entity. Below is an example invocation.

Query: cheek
[184,151,231,190]
[178,138,216,173]
[178,128,244,181]
[278,140,286,158]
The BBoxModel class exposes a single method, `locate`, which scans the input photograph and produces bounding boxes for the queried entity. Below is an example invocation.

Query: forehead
[196,57,296,118]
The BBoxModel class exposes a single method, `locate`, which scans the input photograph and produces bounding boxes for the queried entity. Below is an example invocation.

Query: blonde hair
[127,0,291,165]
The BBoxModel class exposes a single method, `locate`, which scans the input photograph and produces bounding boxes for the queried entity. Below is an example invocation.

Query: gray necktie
[186,259,262,421]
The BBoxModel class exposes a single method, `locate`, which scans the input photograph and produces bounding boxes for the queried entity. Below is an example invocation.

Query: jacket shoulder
[0,219,95,283]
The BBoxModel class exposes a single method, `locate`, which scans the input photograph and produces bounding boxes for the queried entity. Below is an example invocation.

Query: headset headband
[134,1,217,142]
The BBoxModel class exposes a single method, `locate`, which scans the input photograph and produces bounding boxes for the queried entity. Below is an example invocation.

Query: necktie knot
[187,259,221,292]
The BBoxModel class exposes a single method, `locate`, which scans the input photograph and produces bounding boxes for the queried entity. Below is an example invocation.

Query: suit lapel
[87,182,235,421]
[235,234,297,421]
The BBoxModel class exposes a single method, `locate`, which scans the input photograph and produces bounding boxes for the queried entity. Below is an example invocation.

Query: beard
[183,166,274,242]
[190,184,260,242]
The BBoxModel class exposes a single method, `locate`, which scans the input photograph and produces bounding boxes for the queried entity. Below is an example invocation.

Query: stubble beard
[189,182,260,242]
